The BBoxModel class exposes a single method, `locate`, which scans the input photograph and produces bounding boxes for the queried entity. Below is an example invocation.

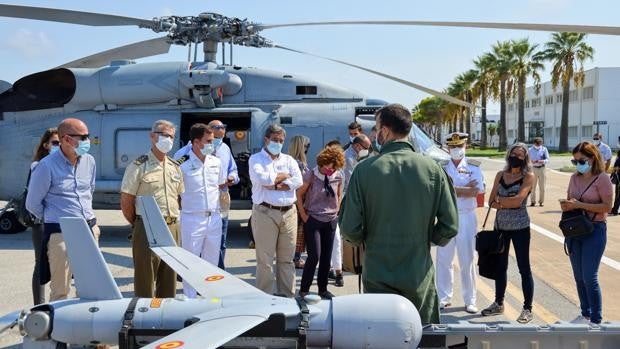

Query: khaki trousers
[531,166,546,205]
[251,204,297,297]
[132,218,180,298]
[48,225,100,302]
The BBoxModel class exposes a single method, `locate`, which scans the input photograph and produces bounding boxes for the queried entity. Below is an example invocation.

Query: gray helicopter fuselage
[0,61,446,206]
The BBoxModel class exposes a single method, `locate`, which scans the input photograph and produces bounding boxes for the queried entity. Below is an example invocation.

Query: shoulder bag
[558,177,598,238]
[475,206,505,255]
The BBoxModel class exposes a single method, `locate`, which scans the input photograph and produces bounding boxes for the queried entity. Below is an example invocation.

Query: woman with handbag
[30,128,60,305]
[561,142,613,325]
[482,143,535,323]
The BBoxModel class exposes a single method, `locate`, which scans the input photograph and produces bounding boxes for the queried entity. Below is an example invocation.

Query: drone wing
[137,196,264,299]
[57,36,171,69]
[274,44,473,108]
[141,307,271,349]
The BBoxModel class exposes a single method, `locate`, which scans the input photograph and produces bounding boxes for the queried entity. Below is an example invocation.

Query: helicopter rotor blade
[0,4,155,28]
[273,44,473,108]
[57,36,171,69]
[260,20,620,36]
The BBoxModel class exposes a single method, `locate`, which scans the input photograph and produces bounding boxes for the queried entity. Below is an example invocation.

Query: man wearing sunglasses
[207,120,239,270]
[26,118,98,301]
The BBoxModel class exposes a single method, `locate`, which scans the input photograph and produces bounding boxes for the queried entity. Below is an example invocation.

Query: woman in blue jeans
[561,142,613,325]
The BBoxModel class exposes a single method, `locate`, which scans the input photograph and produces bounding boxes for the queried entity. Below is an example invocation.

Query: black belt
[135,215,177,225]
[260,202,294,212]
[534,165,545,168]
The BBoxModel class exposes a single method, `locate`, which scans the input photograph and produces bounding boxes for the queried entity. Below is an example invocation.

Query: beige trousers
[531,166,546,204]
[251,204,297,297]
[48,225,100,301]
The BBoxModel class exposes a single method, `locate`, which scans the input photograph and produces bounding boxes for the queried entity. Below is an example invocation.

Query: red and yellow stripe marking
[205,275,225,282]
[156,340,184,349]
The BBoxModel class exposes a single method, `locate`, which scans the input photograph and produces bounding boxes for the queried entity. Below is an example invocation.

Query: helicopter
[1,3,619,235]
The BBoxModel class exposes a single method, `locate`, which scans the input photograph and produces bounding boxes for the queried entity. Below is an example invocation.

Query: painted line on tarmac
[530,222,620,271]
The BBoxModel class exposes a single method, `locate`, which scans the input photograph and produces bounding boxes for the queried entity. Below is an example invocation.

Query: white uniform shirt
[249,148,303,206]
[444,158,484,211]
[343,146,358,192]
[180,151,226,213]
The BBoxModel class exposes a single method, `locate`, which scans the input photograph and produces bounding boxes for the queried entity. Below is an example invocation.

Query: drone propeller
[56,36,171,69]
[259,20,620,36]
[274,44,473,108]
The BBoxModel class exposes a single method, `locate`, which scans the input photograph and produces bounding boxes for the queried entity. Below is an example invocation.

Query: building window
[531,98,541,107]
[525,100,530,108]
[569,90,578,102]
[545,96,553,104]
[582,126,592,137]
[568,126,578,137]
[556,94,563,103]
[583,86,594,100]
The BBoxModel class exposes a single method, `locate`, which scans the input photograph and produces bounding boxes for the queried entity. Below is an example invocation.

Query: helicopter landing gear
[0,201,27,234]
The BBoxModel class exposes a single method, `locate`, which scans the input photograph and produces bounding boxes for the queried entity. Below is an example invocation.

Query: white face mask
[357,149,369,159]
[201,143,215,156]
[349,136,356,143]
[449,147,465,160]
[593,139,601,146]
[155,135,173,153]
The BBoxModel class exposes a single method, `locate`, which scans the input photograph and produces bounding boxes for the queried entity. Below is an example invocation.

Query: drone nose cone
[331,294,422,349]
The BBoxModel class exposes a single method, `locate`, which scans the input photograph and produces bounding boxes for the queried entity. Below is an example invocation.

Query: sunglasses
[154,131,174,139]
[211,124,227,130]
[50,140,60,146]
[67,134,90,141]
[571,158,589,166]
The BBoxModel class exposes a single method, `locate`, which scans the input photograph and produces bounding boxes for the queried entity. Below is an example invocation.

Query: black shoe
[328,269,336,280]
[530,203,536,207]
[335,275,344,287]
[318,290,335,299]
[539,203,544,207]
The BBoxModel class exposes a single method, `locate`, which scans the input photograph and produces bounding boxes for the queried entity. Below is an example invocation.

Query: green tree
[535,32,594,151]
[412,96,447,140]
[510,38,544,142]
[473,54,494,149]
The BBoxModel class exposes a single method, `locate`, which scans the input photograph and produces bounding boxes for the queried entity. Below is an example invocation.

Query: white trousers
[331,224,342,270]
[436,210,477,305]
[180,211,222,298]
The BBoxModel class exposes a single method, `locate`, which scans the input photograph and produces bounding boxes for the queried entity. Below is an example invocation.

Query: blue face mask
[213,137,223,149]
[50,145,59,154]
[75,140,90,156]
[373,139,381,152]
[266,141,283,155]
[201,143,215,156]
[576,162,591,174]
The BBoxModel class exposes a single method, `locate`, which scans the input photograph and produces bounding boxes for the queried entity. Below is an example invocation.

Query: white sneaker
[465,304,478,314]
[439,300,451,309]
[570,315,591,324]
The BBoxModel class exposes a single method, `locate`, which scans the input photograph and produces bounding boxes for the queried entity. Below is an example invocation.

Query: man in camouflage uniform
[120,120,184,298]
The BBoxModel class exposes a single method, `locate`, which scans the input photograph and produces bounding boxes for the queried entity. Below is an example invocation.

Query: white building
[506,67,620,150]
[471,114,500,146]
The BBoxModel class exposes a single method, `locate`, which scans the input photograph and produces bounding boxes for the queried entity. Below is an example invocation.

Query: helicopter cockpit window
[296,86,317,95]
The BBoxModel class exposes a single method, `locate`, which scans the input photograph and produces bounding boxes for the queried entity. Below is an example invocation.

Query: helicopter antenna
[187,42,192,62]
[193,40,199,62]
[221,42,226,65]
[230,37,234,65]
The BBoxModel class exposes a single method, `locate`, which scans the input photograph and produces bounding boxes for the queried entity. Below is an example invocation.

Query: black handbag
[16,170,36,227]
[558,177,598,238]
[476,206,505,255]
[611,172,619,185]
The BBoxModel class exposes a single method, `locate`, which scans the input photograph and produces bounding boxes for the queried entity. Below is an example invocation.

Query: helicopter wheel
[0,210,27,234]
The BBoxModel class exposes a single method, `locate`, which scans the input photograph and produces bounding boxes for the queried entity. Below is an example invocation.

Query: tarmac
[0,156,618,348]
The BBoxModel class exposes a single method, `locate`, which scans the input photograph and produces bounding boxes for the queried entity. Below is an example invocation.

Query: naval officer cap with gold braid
[446,132,469,147]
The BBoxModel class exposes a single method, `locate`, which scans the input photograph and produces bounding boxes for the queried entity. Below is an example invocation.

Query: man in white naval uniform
[436,132,484,314]
[178,123,226,298]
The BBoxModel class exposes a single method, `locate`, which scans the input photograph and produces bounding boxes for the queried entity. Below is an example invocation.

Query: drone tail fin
[59,217,122,300]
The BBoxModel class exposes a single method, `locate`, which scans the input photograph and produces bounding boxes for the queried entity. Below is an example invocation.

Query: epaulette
[134,155,148,165]
[169,155,186,166]
[468,158,481,167]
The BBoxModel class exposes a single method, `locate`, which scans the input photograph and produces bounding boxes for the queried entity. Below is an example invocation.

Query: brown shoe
[294,259,305,269]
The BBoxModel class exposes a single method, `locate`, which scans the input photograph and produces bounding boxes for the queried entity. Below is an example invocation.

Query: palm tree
[487,41,516,150]
[536,32,594,151]
[459,70,478,136]
[510,38,544,142]
[473,54,495,149]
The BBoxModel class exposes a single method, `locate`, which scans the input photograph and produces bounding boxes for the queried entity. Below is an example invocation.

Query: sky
[1,0,620,113]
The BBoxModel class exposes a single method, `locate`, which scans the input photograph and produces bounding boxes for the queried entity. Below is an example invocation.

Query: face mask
[75,139,91,156]
[508,155,524,169]
[576,162,591,174]
[266,141,283,155]
[323,168,336,176]
[533,145,541,149]
[201,143,215,156]
[449,147,465,160]
[156,135,173,154]
[50,145,59,154]
[213,137,223,149]
[357,149,369,159]
[593,139,601,146]
[349,136,356,143]
[373,139,381,152]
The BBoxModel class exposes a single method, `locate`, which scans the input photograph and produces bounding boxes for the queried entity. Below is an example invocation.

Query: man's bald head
[58,118,88,137]
[208,119,226,138]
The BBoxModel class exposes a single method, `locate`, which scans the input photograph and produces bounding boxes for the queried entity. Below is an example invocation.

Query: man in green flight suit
[339,104,459,324]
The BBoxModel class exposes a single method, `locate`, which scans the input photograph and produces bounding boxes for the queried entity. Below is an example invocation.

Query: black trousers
[300,216,337,293]
[612,183,620,214]
[494,228,534,310]
[31,223,45,305]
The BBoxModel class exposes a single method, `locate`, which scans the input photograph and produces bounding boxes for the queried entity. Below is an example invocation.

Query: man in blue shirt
[593,133,612,171]
[527,137,550,207]
[26,118,97,301]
